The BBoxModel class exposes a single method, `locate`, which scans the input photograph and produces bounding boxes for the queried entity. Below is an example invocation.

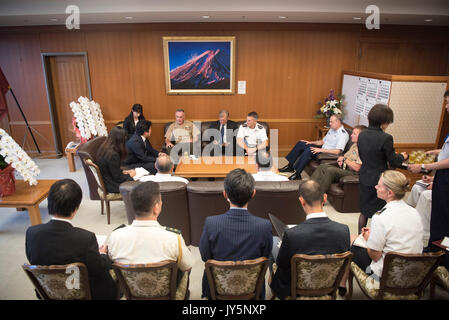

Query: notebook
[268,213,296,238]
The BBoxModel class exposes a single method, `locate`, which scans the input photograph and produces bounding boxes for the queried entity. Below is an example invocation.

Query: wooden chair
[205,257,269,300]
[429,265,449,299]
[112,260,191,300]
[283,252,352,300]
[22,263,91,300]
[348,251,444,300]
[84,158,122,224]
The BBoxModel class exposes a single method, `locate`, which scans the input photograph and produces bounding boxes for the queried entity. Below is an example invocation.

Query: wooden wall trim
[9,121,52,125]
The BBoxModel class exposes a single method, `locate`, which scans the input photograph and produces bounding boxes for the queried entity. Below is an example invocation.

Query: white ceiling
[1,0,449,27]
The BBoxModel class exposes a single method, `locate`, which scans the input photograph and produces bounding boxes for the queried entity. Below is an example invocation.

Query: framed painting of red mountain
[163,36,235,94]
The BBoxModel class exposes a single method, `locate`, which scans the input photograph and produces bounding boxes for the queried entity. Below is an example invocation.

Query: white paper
[96,235,107,247]
[286,224,296,229]
[352,234,367,249]
[238,81,246,94]
[134,167,150,180]
[441,236,449,248]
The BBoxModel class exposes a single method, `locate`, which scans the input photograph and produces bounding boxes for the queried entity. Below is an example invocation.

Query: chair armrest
[317,153,339,161]
[339,174,359,184]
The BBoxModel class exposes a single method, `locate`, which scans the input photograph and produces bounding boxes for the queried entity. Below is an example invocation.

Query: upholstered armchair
[430,266,449,299]
[22,263,92,300]
[112,260,191,300]
[205,257,269,300]
[347,251,444,300]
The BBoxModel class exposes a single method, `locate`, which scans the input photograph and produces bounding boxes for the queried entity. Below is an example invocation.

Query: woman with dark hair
[356,104,408,233]
[96,127,135,194]
[123,104,145,139]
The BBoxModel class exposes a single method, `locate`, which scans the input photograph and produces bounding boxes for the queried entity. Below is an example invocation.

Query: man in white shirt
[252,151,288,182]
[236,111,268,156]
[280,114,349,180]
[107,181,194,296]
[140,154,189,184]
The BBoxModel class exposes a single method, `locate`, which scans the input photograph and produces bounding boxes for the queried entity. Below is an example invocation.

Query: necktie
[220,125,225,144]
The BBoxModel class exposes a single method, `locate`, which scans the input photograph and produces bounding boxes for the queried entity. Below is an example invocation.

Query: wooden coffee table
[174,156,259,178]
[0,179,58,225]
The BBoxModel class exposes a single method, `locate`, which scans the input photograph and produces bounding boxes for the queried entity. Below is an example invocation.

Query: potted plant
[315,89,344,127]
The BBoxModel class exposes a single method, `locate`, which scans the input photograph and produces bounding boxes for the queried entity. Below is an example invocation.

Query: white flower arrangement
[70,96,108,141]
[0,128,40,186]
[316,90,344,119]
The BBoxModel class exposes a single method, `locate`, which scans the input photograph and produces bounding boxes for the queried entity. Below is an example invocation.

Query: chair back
[22,263,91,300]
[205,257,269,300]
[291,251,352,300]
[112,260,178,300]
[77,136,107,200]
[84,158,107,197]
[378,251,444,299]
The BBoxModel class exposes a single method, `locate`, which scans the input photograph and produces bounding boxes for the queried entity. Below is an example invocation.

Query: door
[45,55,90,153]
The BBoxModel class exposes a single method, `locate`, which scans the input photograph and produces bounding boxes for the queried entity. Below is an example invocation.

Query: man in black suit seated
[205,109,239,156]
[124,120,164,174]
[269,179,350,299]
[25,179,117,300]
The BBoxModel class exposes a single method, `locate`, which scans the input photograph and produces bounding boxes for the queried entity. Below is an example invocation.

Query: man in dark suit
[199,168,273,299]
[205,109,239,156]
[125,120,163,174]
[270,179,350,299]
[25,179,117,300]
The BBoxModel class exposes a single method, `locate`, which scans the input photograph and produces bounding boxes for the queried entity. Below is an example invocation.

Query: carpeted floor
[0,156,447,300]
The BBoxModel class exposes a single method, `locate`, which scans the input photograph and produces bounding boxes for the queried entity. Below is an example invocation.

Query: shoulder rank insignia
[257,124,263,129]
[341,128,347,134]
[375,207,386,215]
[165,227,181,234]
[242,123,248,127]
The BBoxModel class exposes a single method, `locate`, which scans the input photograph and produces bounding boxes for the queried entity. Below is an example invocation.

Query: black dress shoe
[279,164,294,173]
[288,172,300,180]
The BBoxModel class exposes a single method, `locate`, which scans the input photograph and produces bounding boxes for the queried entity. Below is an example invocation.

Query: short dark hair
[131,181,161,217]
[132,104,143,114]
[247,111,259,120]
[354,125,367,132]
[135,120,152,136]
[224,168,255,207]
[255,151,273,169]
[176,108,185,113]
[48,179,82,217]
[444,90,449,97]
[367,104,394,127]
[298,179,324,207]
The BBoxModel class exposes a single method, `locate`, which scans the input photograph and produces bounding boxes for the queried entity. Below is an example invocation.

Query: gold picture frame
[163,36,235,95]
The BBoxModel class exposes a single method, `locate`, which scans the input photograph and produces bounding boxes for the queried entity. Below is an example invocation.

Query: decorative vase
[0,164,16,197]
[325,117,331,128]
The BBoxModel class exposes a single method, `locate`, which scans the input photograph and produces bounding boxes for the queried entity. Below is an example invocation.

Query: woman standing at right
[409,90,449,268]
[357,104,408,233]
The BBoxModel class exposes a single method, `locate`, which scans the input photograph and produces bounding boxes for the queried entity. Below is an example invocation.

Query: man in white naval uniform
[236,111,268,156]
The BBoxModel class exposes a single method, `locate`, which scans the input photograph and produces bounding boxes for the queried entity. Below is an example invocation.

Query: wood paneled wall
[0,23,448,155]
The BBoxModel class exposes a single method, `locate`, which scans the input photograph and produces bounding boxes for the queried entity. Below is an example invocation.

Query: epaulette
[374,207,386,215]
[257,124,263,129]
[165,226,181,234]
[242,123,248,127]
[341,128,347,134]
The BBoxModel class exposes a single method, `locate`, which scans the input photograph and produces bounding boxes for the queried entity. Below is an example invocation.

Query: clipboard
[268,213,297,238]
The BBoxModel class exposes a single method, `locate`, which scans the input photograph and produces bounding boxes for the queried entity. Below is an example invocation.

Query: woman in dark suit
[123,104,145,139]
[357,104,408,233]
[96,127,135,194]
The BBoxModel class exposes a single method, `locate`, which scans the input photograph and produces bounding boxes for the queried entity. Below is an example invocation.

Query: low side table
[0,179,58,225]
[65,142,80,172]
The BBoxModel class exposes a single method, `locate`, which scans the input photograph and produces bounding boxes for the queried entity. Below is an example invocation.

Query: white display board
[341,74,391,128]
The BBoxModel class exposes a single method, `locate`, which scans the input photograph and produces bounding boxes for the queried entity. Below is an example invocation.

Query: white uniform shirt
[438,134,449,161]
[140,173,189,184]
[108,220,194,271]
[322,126,349,151]
[252,170,289,181]
[237,123,268,148]
[366,200,423,277]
